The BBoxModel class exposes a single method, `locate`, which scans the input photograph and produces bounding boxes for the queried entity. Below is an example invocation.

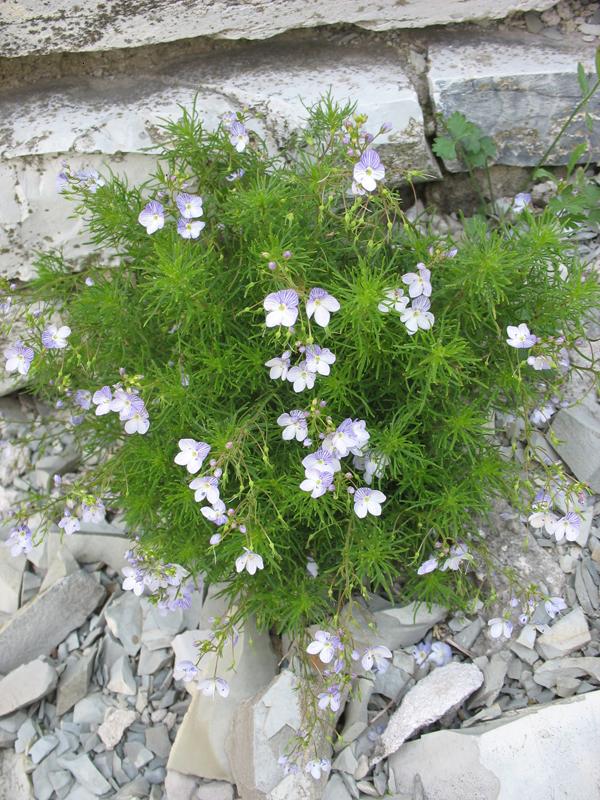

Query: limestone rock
[46,524,130,572]
[168,616,277,782]
[105,592,143,657]
[551,396,600,492]
[533,656,600,688]
[164,770,198,800]
[468,652,512,709]
[195,782,235,800]
[0,571,105,673]
[0,546,25,614]
[98,707,137,750]
[57,753,111,796]
[429,36,600,169]
[0,1,557,57]
[0,750,33,799]
[372,603,448,649]
[536,607,591,660]
[0,658,57,716]
[107,655,137,695]
[374,662,483,762]
[56,646,97,716]
[39,547,79,593]
[389,691,600,799]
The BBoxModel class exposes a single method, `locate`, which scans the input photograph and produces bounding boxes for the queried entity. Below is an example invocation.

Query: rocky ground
[1,190,600,800]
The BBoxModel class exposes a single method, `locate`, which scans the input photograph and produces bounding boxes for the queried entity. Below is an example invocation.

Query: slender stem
[536,78,600,170]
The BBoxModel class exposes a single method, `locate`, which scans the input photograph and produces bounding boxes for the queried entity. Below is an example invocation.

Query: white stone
[372,603,448,648]
[107,654,137,695]
[0,750,33,799]
[0,1,557,57]
[168,616,277,782]
[429,36,600,169]
[0,546,25,613]
[39,547,79,593]
[195,782,234,800]
[0,658,57,716]
[104,591,143,657]
[536,607,591,660]
[533,656,600,688]
[97,707,137,750]
[141,597,184,650]
[29,734,59,765]
[468,652,511,708]
[551,395,600,492]
[389,691,600,799]
[165,770,198,800]
[57,754,112,796]
[0,570,105,673]
[374,662,484,762]
[46,524,130,573]
[171,630,212,694]
[145,724,171,759]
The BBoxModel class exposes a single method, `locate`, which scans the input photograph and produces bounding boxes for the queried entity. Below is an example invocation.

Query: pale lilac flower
[263,290,299,328]
[198,677,230,697]
[305,759,330,781]
[300,468,333,499]
[417,556,438,575]
[92,386,112,416]
[189,475,220,504]
[81,498,105,524]
[58,509,80,536]
[545,597,567,619]
[552,512,581,542]
[353,150,385,192]
[174,439,211,474]
[527,354,553,370]
[307,631,337,664]
[209,533,222,545]
[427,642,453,667]
[177,218,206,239]
[506,324,537,349]
[323,420,356,459]
[41,324,71,350]
[85,277,95,287]
[318,685,342,713]
[348,419,370,455]
[287,362,316,393]
[378,287,409,314]
[124,404,150,434]
[226,168,245,182]
[351,180,366,196]
[359,451,390,484]
[6,524,33,557]
[402,265,432,298]
[277,410,308,442]
[173,661,199,682]
[512,192,532,213]
[306,556,319,578]
[138,201,165,234]
[235,547,264,575]
[278,755,299,776]
[528,504,558,535]
[305,346,336,376]
[75,169,105,192]
[56,168,70,192]
[412,639,432,666]
[306,288,340,327]
[488,618,513,639]
[400,296,435,334]
[229,121,249,152]
[74,389,92,410]
[110,388,139,420]
[201,499,228,526]
[530,403,556,427]
[176,193,203,219]
[353,488,386,518]
[302,448,340,475]
[4,342,34,375]
[361,645,392,673]
[265,351,291,381]
[122,565,146,596]
[440,543,468,571]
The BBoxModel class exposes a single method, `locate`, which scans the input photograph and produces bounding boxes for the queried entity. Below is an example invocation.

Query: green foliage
[5,99,600,639]
[432,111,497,170]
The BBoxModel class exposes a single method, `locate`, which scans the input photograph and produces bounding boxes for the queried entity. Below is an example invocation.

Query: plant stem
[536,78,600,170]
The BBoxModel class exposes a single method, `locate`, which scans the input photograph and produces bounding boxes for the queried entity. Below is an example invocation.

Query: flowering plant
[1,99,599,766]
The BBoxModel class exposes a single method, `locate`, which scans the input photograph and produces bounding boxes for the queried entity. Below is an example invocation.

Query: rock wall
[0,0,599,280]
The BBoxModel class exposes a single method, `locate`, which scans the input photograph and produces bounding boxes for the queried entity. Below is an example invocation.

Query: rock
[575,561,599,615]
[58,753,112,796]
[551,396,600,492]
[107,655,137,695]
[138,646,172,676]
[105,592,143,657]
[0,547,25,614]
[165,770,198,800]
[371,603,447,649]
[56,647,97,716]
[0,43,438,281]
[145,724,171,759]
[389,691,600,799]
[536,607,591,660]
[0,658,57,716]
[73,693,114,727]
[534,656,600,688]
[29,734,59,764]
[0,750,33,799]
[468,652,511,709]
[454,617,483,650]
[169,616,277,782]
[195,782,235,800]
[374,662,483,762]
[124,741,154,769]
[39,547,79,592]
[373,652,412,700]
[429,36,600,169]
[46,525,130,573]
[97,707,137,750]
[141,598,184,650]
[0,1,556,57]
[35,450,80,475]
[555,676,580,698]
[323,774,353,800]
[339,678,373,745]
[332,746,359,775]
[0,570,105,673]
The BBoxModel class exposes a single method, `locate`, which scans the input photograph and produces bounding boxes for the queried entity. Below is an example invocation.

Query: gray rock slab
[164,770,198,800]
[58,753,112,796]
[374,662,484,762]
[389,692,600,799]
[468,652,511,709]
[0,658,57,716]
[195,781,235,800]
[46,527,130,573]
[0,570,105,673]
[0,547,25,614]
[0,1,556,57]
[0,750,33,799]
[534,656,600,688]
[0,43,437,281]
[429,36,600,169]
[107,655,137,695]
[39,547,79,593]
[536,607,591,660]
[145,724,171,759]
[29,734,59,765]
[105,592,143,657]
[551,396,600,492]
[57,646,97,716]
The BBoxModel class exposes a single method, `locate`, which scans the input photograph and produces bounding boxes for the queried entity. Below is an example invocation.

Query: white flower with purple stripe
[74,390,92,410]
[122,566,146,596]
[300,468,333,499]
[201,499,227,525]
[353,149,385,192]
[400,296,435,334]
[173,661,199,682]
[81,498,105,524]
[124,402,150,434]
[189,475,220,504]
[58,509,80,536]
[302,447,340,475]
[138,201,165,234]
[42,324,71,350]
[177,218,206,239]
[263,289,299,328]
[506,324,537,349]
[198,677,230,697]
[306,288,340,327]
[175,193,203,219]
[402,264,432,298]
[353,488,386,518]
[174,439,211,474]
[4,342,34,375]
[277,410,308,442]
[552,512,580,542]
[6,524,33,557]
[111,388,140,420]
[378,288,408,313]
[235,547,264,575]
[361,645,392,673]
[488,618,513,639]
[287,362,316,393]
[92,386,112,416]
[305,345,336,376]
[229,121,249,153]
[265,351,291,381]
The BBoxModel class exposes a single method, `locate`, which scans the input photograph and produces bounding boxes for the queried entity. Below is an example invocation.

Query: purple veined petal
[358,149,382,169]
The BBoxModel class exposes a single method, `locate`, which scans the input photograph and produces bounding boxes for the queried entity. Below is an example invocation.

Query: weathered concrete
[429,36,600,169]
[0,1,556,58]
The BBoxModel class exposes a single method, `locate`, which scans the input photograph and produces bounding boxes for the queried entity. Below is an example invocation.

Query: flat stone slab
[536,607,591,660]
[429,35,600,169]
[0,1,556,57]
[0,570,105,673]
[389,691,600,799]
[0,42,437,281]
[551,395,600,492]
[0,659,57,716]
